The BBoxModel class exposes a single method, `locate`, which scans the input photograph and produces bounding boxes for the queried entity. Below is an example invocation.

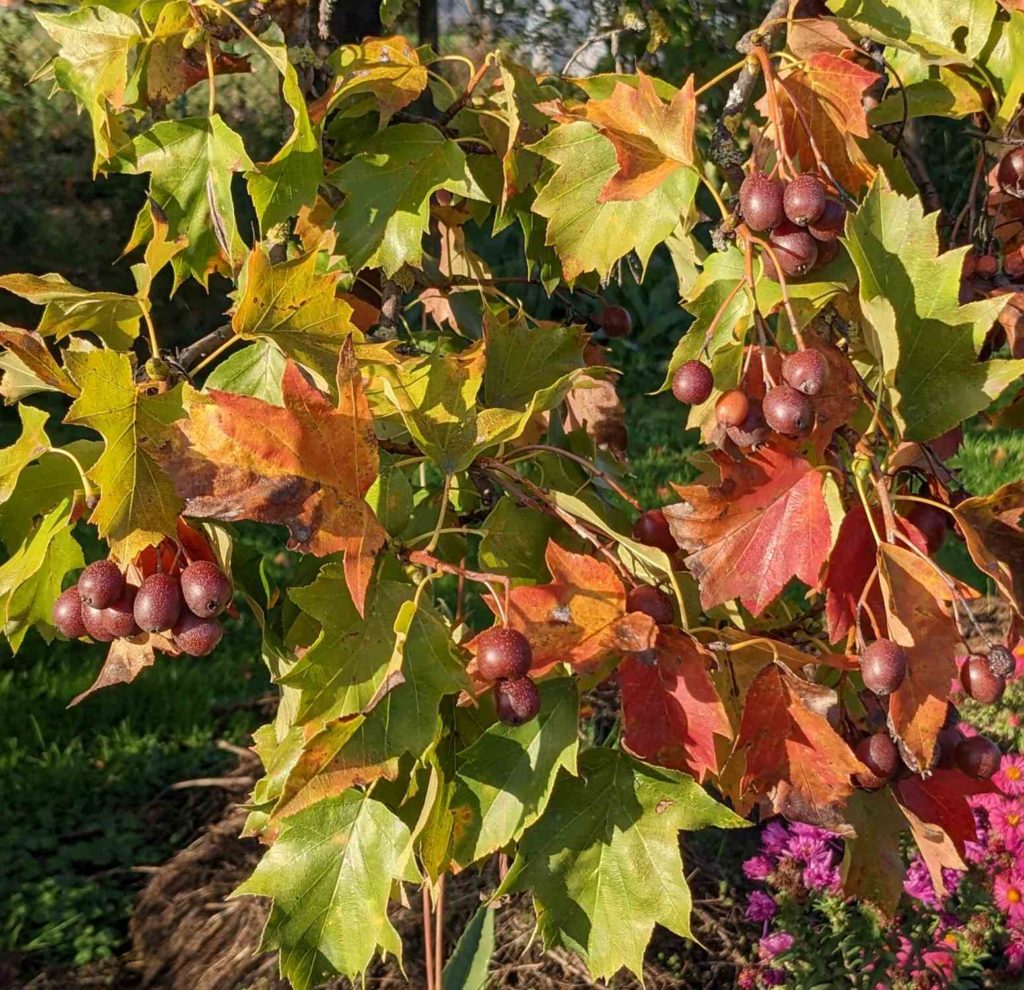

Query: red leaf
[469,540,657,681]
[736,663,865,826]
[664,442,835,614]
[619,627,732,782]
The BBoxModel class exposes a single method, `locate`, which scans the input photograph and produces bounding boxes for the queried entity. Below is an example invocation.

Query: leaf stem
[424,474,452,554]
[502,444,641,510]
[48,446,94,502]
[189,331,241,375]
[139,301,160,357]
[699,173,731,222]
[694,58,747,98]
[853,475,882,547]
[205,40,217,116]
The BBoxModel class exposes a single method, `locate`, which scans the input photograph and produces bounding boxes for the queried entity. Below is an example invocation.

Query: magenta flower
[802,858,840,892]
[904,857,940,909]
[760,821,790,856]
[745,890,778,923]
[990,798,1024,844]
[759,931,794,959]
[996,755,1024,797]
[995,873,1024,925]
[743,854,774,881]
[1008,936,1024,973]
[760,968,786,987]
[786,831,831,865]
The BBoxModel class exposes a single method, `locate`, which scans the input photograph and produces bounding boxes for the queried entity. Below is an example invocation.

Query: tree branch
[175,324,234,371]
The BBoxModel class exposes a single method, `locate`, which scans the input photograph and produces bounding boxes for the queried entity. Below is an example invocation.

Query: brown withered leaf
[69,631,178,707]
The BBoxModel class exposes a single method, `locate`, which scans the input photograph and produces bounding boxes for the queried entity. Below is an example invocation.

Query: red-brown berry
[854,732,899,789]
[960,654,1006,704]
[100,585,140,639]
[955,735,1001,779]
[906,503,948,555]
[81,602,117,642]
[631,509,677,556]
[494,676,541,726]
[781,349,828,397]
[726,400,769,448]
[997,148,1024,198]
[180,561,232,618]
[476,627,533,681]
[813,237,841,269]
[134,573,183,633]
[763,222,819,280]
[783,173,827,226]
[671,360,714,405]
[808,198,846,242]
[861,639,907,696]
[935,726,964,769]
[77,560,125,609]
[739,171,786,232]
[715,389,750,428]
[763,384,814,435]
[599,304,631,338]
[53,587,87,639]
[172,610,223,657]
[626,585,674,625]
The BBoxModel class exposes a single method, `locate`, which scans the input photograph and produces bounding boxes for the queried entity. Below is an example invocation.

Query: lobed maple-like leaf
[619,627,731,782]
[497,748,746,981]
[841,788,908,917]
[165,343,384,612]
[878,544,963,769]
[539,73,697,202]
[736,662,866,827]
[0,405,50,503]
[663,442,839,615]
[69,630,179,707]
[953,481,1024,618]
[469,540,657,680]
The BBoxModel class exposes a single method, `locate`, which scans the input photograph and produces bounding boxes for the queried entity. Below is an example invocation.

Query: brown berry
[494,676,541,726]
[960,654,1006,704]
[53,587,87,639]
[808,198,846,242]
[626,585,674,625]
[854,732,899,789]
[763,222,818,280]
[476,627,533,681]
[997,148,1024,198]
[715,389,750,428]
[726,400,769,448]
[81,602,117,643]
[631,509,677,556]
[935,726,964,769]
[763,384,814,436]
[906,503,948,555]
[134,573,183,632]
[739,171,786,232]
[599,304,631,338]
[988,644,1015,679]
[172,610,223,657]
[100,585,140,639]
[955,734,1001,779]
[781,349,828,397]
[783,173,827,226]
[180,560,232,618]
[671,360,714,405]
[814,237,840,269]
[77,560,125,609]
[861,639,907,696]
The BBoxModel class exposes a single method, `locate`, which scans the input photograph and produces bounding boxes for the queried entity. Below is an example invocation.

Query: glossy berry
[739,171,786,231]
[935,726,964,770]
[494,676,541,726]
[626,585,674,625]
[854,732,899,789]
[726,400,769,448]
[906,503,948,555]
[53,587,87,639]
[813,237,840,269]
[997,148,1024,198]
[783,173,827,226]
[861,639,907,696]
[180,561,232,618]
[81,602,116,642]
[955,734,1002,779]
[671,360,714,405]
[763,222,818,280]
[960,654,1006,704]
[631,509,677,556]
[782,349,828,397]
[476,627,533,681]
[763,385,814,436]
[599,304,632,338]
[134,573,183,633]
[101,585,140,639]
[808,198,846,242]
[715,389,750,428]
[988,644,1016,678]
[77,560,125,609]
[172,610,223,657]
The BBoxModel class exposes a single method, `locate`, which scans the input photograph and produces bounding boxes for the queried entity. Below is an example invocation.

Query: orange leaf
[69,631,178,707]
[736,662,865,828]
[664,442,836,614]
[165,341,385,613]
[540,73,697,201]
[619,627,731,782]
[878,544,963,770]
[760,53,880,193]
[469,541,657,680]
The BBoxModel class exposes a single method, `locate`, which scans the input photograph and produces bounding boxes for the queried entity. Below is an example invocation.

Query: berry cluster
[851,638,1009,789]
[739,171,846,280]
[475,627,540,725]
[53,558,231,657]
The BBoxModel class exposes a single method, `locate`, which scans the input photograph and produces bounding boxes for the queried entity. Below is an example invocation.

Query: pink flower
[759,931,794,959]
[995,872,1024,924]
[990,798,1024,844]
[803,858,840,892]
[904,857,940,908]
[745,890,778,923]
[743,855,774,881]
[737,969,758,990]
[761,821,790,856]
[996,755,1024,797]
[1008,935,1024,973]
[760,969,786,987]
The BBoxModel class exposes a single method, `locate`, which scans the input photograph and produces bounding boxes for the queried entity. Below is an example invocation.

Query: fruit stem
[694,57,748,98]
[854,567,882,648]
[139,301,160,358]
[742,229,807,348]
[698,277,747,359]
[503,444,642,510]
[853,475,882,548]
[407,549,511,626]
[424,474,452,554]
[48,446,94,502]
[205,39,217,116]
[699,173,731,222]
[890,493,959,521]
[749,46,797,181]
[189,330,242,374]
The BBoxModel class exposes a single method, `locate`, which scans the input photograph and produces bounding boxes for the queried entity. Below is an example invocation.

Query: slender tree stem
[48,446,94,502]
[189,332,241,374]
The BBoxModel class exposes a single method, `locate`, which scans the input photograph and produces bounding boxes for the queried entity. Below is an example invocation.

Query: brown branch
[175,323,234,371]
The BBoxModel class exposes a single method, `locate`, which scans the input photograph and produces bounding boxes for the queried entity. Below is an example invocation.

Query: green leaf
[231,249,358,390]
[0,404,50,503]
[478,497,558,579]
[330,123,486,275]
[497,748,746,981]
[442,904,496,990]
[366,452,413,536]
[274,595,470,817]
[0,498,83,652]
[0,273,141,349]
[36,6,139,166]
[844,178,1024,440]
[529,122,698,280]
[204,340,286,405]
[64,347,184,562]
[452,678,578,867]
[234,790,420,989]
[868,51,984,125]
[111,115,254,287]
